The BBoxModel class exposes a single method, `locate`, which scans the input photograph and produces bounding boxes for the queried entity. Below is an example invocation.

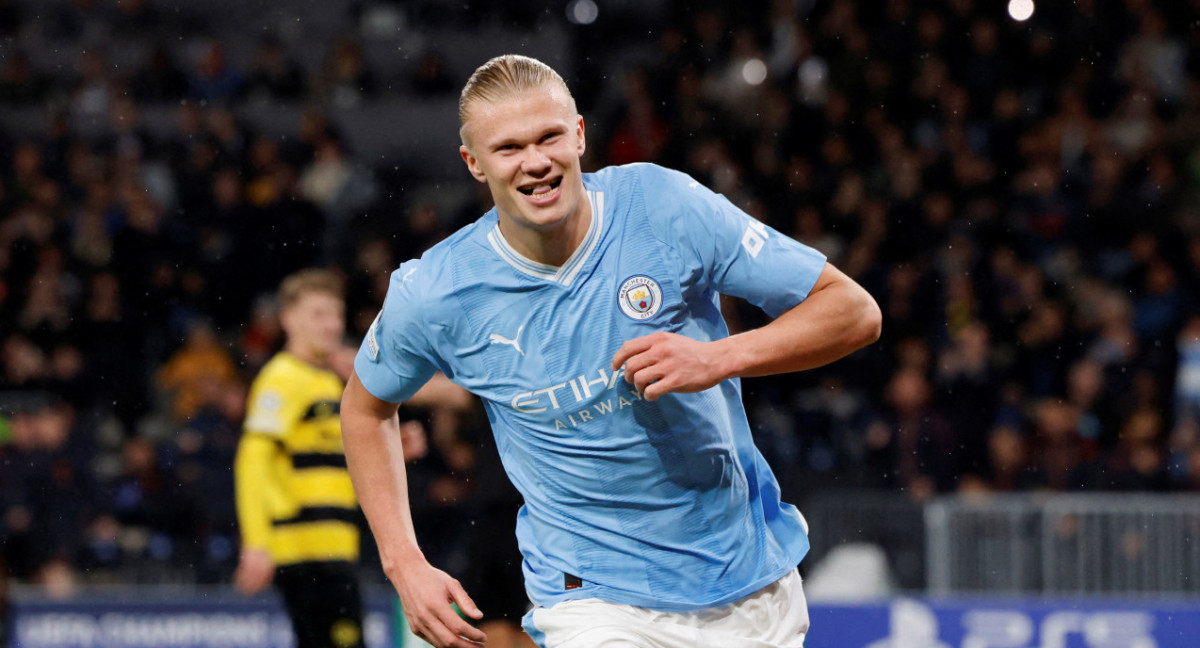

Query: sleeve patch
[246,389,284,434]
[366,310,382,362]
[256,390,283,412]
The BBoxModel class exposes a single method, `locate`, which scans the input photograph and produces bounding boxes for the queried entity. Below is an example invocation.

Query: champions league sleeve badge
[366,310,382,361]
[618,275,663,320]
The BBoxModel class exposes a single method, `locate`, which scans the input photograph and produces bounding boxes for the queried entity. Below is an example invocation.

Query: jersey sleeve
[353,260,440,403]
[234,433,279,550]
[640,164,827,318]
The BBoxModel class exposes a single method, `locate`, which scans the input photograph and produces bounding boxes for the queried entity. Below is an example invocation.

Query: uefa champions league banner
[11,594,1200,647]
[807,597,1200,648]
[9,593,396,648]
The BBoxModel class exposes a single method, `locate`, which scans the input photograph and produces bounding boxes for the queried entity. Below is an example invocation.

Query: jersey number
[741,220,769,258]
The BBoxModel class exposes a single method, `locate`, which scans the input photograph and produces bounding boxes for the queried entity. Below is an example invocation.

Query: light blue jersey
[355,163,826,617]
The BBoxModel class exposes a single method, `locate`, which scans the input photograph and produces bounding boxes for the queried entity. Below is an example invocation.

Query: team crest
[618,275,663,320]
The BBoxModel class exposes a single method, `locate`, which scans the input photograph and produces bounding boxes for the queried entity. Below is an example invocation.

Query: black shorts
[275,561,365,648]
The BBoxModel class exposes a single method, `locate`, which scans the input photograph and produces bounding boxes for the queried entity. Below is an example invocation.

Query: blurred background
[2,0,1200,646]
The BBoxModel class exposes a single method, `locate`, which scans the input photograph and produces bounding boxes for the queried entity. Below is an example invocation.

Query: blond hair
[278,268,343,308]
[458,54,575,143]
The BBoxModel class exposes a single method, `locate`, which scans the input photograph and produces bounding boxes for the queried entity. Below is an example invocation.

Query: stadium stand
[1,0,1199,607]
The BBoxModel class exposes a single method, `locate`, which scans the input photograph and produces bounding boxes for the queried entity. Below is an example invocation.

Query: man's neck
[498,196,592,268]
[285,343,327,369]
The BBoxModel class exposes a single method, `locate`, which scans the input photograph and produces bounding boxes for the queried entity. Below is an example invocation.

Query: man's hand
[612,331,732,401]
[391,559,486,648]
[234,547,276,595]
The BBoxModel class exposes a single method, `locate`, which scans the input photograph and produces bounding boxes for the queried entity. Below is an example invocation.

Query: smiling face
[459,84,589,258]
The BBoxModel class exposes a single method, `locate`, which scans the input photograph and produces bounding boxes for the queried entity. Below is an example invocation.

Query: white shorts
[528,569,809,648]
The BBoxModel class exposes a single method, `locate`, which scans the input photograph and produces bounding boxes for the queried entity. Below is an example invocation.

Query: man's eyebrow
[489,137,521,150]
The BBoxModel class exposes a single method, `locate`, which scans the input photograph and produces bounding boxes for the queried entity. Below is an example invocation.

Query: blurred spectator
[244,36,306,103]
[1119,6,1186,104]
[881,366,956,499]
[104,95,153,158]
[409,51,455,96]
[1029,400,1087,491]
[188,40,243,106]
[44,0,111,43]
[155,321,238,422]
[298,132,378,265]
[34,558,79,600]
[1133,256,1188,342]
[1176,316,1200,421]
[0,51,52,106]
[191,167,255,323]
[1077,409,1172,491]
[70,49,115,125]
[984,424,1046,492]
[392,201,448,263]
[109,435,206,571]
[0,402,99,581]
[112,0,163,40]
[605,67,671,166]
[249,160,325,286]
[239,295,283,373]
[935,321,1000,475]
[312,36,376,108]
[129,45,189,103]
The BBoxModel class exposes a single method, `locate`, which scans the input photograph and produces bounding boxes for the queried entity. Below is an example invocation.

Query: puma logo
[489,325,525,355]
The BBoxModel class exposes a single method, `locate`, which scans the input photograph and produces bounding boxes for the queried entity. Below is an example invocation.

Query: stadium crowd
[1,0,1200,601]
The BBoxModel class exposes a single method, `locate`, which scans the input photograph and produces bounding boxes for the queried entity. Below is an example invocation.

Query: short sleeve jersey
[242,352,359,564]
[355,163,826,612]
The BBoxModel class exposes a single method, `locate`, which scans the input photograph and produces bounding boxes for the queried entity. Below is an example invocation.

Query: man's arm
[233,434,279,595]
[613,263,881,401]
[341,372,486,648]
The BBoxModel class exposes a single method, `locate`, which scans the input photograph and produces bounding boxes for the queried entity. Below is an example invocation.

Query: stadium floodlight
[567,0,599,25]
[1007,0,1035,22]
[742,59,768,86]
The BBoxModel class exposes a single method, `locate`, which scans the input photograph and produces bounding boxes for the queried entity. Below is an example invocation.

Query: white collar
[486,190,605,287]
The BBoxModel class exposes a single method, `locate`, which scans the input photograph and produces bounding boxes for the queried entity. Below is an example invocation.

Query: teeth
[520,177,562,197]
[522,183,556,197]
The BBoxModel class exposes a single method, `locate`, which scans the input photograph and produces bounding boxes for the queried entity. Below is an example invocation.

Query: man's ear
[278,307,294,339]
[576,115,586,158]
[460,145,488,183]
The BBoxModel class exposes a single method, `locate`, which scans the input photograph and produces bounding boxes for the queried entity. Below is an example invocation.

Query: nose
[521,145,551,175]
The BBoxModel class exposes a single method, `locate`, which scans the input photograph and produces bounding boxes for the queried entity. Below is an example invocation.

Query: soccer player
[342,55,882,648]
[234,269,366,648]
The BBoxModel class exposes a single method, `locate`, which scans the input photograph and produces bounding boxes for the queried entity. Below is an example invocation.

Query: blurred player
[234,269,366,648]
[342,54,881,648]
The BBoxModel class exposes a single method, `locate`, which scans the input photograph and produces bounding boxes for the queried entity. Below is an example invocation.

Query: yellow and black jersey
[235,352,359,565]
